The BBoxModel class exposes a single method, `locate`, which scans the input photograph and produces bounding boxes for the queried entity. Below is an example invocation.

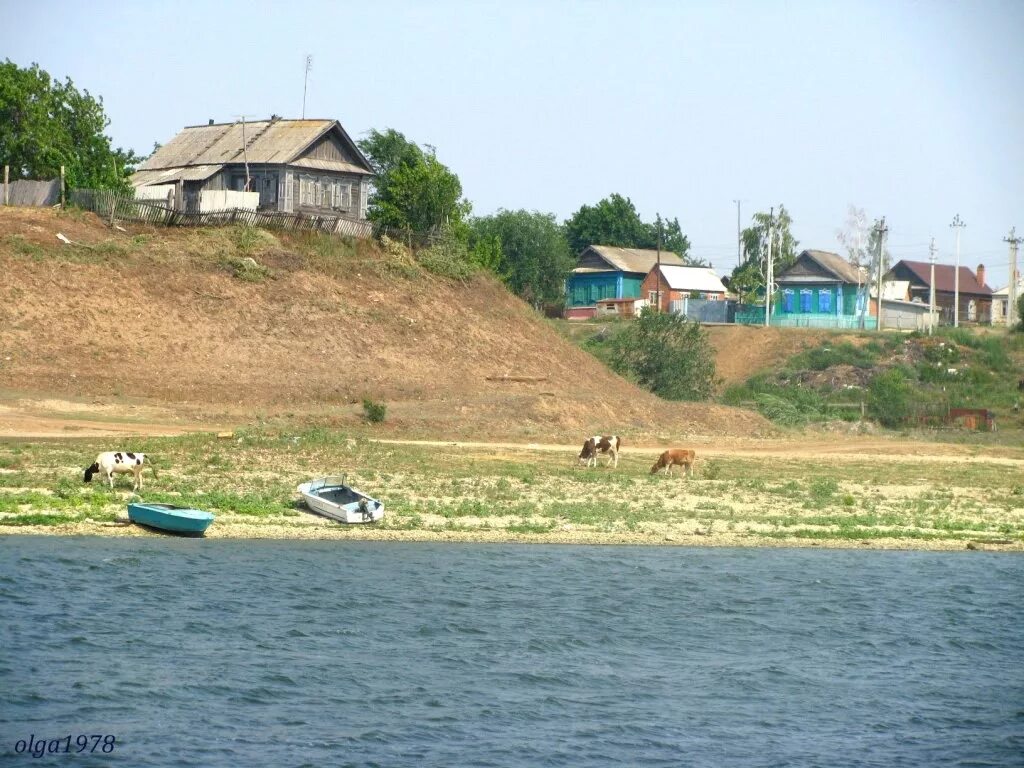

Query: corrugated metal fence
[70,189,374,239]
[669,298,734,323]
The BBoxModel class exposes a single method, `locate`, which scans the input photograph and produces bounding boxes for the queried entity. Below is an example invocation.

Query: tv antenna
[302,55,313,119]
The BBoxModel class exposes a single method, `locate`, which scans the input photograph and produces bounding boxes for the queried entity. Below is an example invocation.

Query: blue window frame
[783,290,794,312]
[819,289,832,313]
[800,290,812,312]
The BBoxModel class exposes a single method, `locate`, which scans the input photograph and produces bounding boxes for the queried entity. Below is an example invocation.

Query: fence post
[59,166,65,208]
[3,165,7,206]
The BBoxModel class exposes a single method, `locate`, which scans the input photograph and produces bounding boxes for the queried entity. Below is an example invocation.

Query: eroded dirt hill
[0,208,769,439]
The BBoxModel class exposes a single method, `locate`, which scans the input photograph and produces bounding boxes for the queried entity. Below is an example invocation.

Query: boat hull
[127,503,215,536]
[297,479,384,524]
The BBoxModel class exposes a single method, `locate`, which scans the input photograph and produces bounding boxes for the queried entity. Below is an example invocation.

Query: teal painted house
[773,249,874,329]
[565,245,685,319]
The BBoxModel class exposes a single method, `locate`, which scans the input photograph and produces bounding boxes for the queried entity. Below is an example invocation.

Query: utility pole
[764,207,775,328]
[874,216,888,331]
[732,199,742,267]
[302,55,313,119]
[656,213,662,313]
[235,115,253,191]
[1006,227,1022,329]
[928,237,937,335]
[951,214,965,327]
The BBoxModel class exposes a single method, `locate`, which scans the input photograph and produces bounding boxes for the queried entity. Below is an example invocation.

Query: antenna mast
[302,55,313,119]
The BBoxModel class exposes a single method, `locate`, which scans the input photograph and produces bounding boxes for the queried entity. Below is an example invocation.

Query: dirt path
[371,437,1024,466]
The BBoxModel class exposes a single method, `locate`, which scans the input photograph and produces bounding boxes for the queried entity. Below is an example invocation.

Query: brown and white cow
[578,435,621,468]
[649,448,696,477]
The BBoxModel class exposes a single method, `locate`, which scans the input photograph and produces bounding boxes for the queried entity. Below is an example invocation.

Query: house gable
[288,122,374,175]
[777,250,862,285]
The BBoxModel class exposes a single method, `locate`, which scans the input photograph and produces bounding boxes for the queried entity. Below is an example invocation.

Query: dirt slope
[705,325,831,389]
[0,208,768,439]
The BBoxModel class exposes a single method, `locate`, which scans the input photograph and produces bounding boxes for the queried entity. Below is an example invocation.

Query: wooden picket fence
[70,189,374,239]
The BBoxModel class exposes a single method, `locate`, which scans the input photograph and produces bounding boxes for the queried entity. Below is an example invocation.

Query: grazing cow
[578,435,621,468]
[650,449,696,477]
[83,451,154,491]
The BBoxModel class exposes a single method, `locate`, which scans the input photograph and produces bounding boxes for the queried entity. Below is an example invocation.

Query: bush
[607,309,716,400]
[417,235,476,281]
[362,398,387,423]
[868,368,913,427]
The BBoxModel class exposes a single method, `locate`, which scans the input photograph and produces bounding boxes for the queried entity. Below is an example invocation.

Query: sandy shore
[3,517,1019,552]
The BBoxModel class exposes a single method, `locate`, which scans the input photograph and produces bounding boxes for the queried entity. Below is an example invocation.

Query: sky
[3,0,1022,286]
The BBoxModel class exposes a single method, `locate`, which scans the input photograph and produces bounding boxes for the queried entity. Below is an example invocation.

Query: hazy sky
[3,0,1022,285]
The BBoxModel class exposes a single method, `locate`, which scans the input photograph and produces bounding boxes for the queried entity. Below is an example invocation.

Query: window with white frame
[800,289,812,312]
[360,180,368,218]
[819,289,832,313]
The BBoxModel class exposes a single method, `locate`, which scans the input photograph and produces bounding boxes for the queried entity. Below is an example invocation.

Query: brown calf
[650,449,696,477]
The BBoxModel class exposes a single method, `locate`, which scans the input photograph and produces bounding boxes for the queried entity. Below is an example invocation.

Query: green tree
[607,309,716,400]
[0,60,140,191]
[470,210,574,307]
[728,204,799,302]
[357,128,470,238]
[564,194,693,260]
[357,128,422,176]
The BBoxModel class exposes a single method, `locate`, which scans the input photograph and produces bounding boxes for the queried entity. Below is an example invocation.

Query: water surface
[1,537,1022,766]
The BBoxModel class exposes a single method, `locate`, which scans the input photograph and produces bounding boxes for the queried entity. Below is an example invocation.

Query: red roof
[892,260,992,296]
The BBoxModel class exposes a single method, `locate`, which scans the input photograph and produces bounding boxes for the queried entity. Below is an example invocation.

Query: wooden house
[131,117,374,219]
[774,250,871,329]
[884,261,993,324]
[641,264,727,313]
[565,246,685,319]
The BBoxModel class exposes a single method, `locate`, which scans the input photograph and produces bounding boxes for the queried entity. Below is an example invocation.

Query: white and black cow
[578,435,621,468]
[83,451,154,491]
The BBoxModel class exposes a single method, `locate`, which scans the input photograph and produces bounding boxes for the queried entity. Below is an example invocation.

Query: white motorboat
[296,476,385,524]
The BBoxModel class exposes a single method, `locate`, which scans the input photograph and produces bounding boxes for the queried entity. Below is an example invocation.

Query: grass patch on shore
[1,428,1022,548]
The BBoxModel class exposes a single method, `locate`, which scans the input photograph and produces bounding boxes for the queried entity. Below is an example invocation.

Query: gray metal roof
[130,165,221,187]
[136,118,373,176]
[656,265,727,293]
[582,245,686,273]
